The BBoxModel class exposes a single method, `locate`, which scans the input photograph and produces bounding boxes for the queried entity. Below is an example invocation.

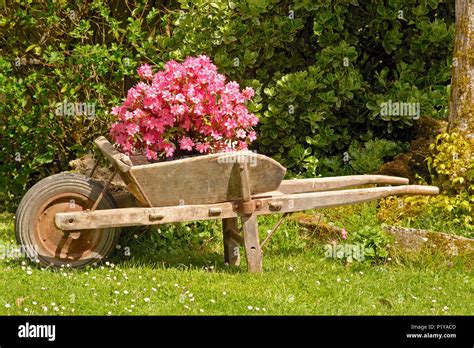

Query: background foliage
[0,0,456,210]
[379,131,473,234]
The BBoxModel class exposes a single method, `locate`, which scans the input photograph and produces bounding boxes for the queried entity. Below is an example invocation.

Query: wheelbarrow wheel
[15,172,120,268]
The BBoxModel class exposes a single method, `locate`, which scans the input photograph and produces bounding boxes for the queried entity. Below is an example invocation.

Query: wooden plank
[227,226,244,246]
[242,215,262,273]
[129,151,286,207]
[94,136,132,173]
[239,163,251,202]
[260,185,440,213]
[127,170,153,207]
[55,185,439,231]
[222,218,241,266]
[55,202,238,230]
[278,175,409,194]
[260,213,288,249]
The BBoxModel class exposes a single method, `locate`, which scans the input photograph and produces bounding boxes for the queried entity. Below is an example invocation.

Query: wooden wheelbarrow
[15,136,439,271]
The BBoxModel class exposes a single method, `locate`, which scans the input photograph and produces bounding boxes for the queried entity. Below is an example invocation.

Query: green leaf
[25,44,37,52]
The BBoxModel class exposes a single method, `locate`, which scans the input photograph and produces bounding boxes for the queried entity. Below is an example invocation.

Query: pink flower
[161,90,172,102]
[137,64,153,80]
[111,106,125,116]
[123,111,134,121]
[110,56,259,159]
[163,143,175,158]
[341,228,347,240]
[237,141,248,150]
[248,131,257,142]
[113,132,129,147]
[242,87,255,100]
[235,129,246,139]
[145,148,157,160]
[175,93,186,103]
[125,123,140,136]
[210,130,222,140]
[170,104,186,116]
[196,142,211,153]
[179,137,195,151]
[181,117,192,131]
[224,118,238,130]
[143,131,159,145]
[193,104,204,116]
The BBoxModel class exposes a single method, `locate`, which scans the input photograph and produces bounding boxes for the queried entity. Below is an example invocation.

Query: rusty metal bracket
[89,157,99,178]
[233,199,262,215]
[90,168,117,211]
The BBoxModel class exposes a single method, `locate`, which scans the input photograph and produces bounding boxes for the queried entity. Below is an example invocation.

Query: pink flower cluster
[110,55,258,160]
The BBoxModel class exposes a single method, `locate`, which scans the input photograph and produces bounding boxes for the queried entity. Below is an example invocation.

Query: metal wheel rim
[33,192,104,261]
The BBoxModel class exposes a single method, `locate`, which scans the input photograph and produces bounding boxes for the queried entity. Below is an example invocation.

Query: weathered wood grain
[55,185,439,231]
[94,136,132,173]
[242,215,262,273]
[267,185,439,213]
[223,218,241,266]
[278,175,409,194]
[129,151,286,207]
[239,163,251,202]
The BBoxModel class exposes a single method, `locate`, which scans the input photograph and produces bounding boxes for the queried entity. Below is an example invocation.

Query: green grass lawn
[0,206,472,316]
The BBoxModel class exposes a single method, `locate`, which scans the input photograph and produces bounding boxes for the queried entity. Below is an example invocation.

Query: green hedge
[0,0,455,210]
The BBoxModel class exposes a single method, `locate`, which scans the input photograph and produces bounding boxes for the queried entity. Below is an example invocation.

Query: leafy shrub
[324,225,390,264]
[0,0,455,210]
[350,225,391,262]
[319,203,391,263]
[121,220,222,254]
[348,139,405,174]
[427,132,474,194]
[149,220,221,252]
[424,132,473,232]
[378,132,473,235]
[259,41,365,175]
[258,0,454,175]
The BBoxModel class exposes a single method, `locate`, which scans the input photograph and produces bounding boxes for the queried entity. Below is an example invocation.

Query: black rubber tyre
[15,172,120,268]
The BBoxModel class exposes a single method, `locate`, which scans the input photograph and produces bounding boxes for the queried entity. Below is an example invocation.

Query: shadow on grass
[1,210,322,273]
[108,223,325,273]
[112,249,246,274]
[107,227,243,273]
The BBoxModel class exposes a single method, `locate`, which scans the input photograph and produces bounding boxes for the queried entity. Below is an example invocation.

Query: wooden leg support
[223,218,241,266]
[242,214,263,273]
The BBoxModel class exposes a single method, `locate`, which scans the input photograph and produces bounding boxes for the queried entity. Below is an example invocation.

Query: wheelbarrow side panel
[128,152,287,207]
